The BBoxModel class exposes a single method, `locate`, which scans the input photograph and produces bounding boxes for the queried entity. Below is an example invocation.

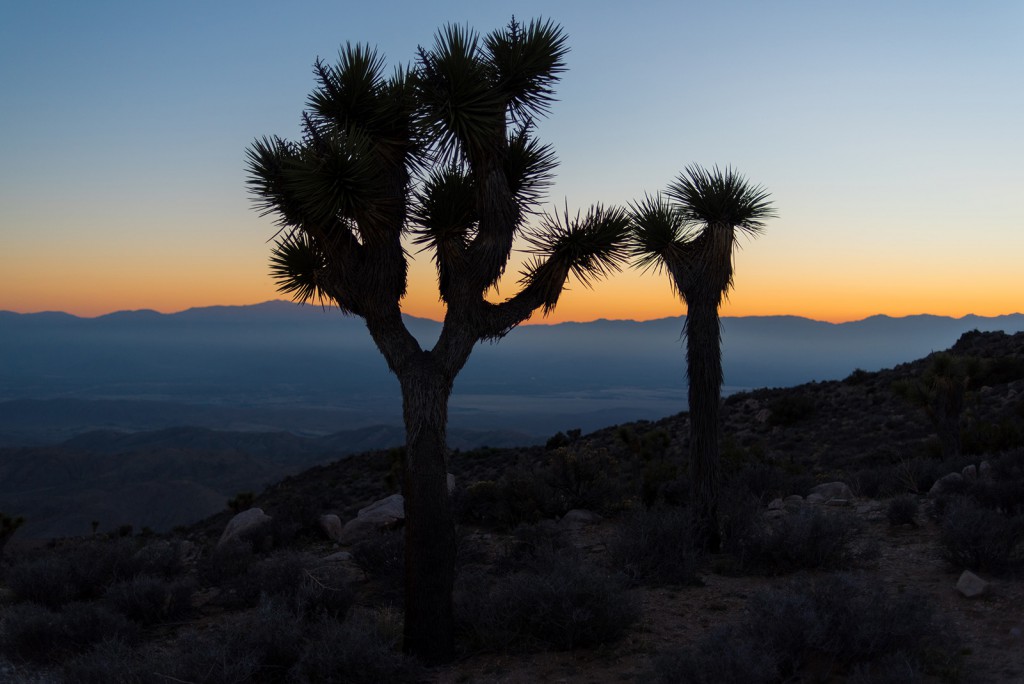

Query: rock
[322,551,353,562]
[338,494,405,545]
[560,509,603,527]
[855,501,883,515]
[755,409,771,424]
[765,509,788,520]
[447,473,456,494]
[962,464,977,482]
[358,493,405,520]
[956,570,988,598]
[806,493,826,505]
[929,472,964,496]
[768,498,784,511]
[979,460,993,480]
[217,507,272,549]
[825,498,850,507]
[783,495,805,511]
[179,540,199,563]
[810,482,855,502]
[320,514,343,542]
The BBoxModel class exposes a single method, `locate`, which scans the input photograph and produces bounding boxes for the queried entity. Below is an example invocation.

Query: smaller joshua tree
[630,165,775,549]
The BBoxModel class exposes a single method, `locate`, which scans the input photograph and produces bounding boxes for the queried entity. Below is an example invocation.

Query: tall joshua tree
[630,165,775,550]
[246,19,629,663]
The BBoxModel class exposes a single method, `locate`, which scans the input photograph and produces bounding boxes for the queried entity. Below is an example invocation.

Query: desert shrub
[61,638,150,684]
[847,652,927,684]
[454,467,564,530]
[455,554,638,652]
[847,465,901,499]
[544,448,622,511]
[290,613,422,684]
[5,539,142,609]
[651,574,959,683]
[295,564,354,621]
[199,536,255,586]
[452,480,512,527]
[724,508,860,575]
[962,418,1024,455]
[0,602,65,664]
[608,506,703,586]
[641,459,679,508]
[130,540,186,578]
[165,596,305,683]
[351,530,405,583]
[939,497,1024,573]
[887,495,920,527]
[653,624,776,684]
[104,574,193,626]
[0,601,137,665]
[974,355,1024,385]
[768,394,816,426]
[493,521,569,575]
[726,463,814,502]
[967,479,1024,516]
[245,550,310,601]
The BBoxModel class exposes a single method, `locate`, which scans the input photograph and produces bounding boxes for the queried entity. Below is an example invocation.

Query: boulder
[358,493,405,520]
[320,514,343,543]
[783,495,804,511]
[979,460,993,480]
[321,551,353,562]
[810,482,855,502]
[768,498,784,511]
[956,570,988,598]
[929,472,964,496]
[338,494,405,545]
[962,464,977,482]
[560,509,603,527]
[217,507,272,549]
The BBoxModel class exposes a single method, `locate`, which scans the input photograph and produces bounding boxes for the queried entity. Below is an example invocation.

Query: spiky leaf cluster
[247,17,630,343]
[629,165,775,302]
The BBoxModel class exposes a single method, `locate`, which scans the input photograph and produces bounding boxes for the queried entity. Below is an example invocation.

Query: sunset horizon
[3,2,1021,333]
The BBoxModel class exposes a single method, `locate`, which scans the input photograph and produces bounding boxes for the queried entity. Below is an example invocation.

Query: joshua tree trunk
[685,295,723,551]
[399,363,457,663]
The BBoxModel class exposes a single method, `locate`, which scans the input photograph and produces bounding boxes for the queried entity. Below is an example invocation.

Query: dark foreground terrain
[1,329,1023,682]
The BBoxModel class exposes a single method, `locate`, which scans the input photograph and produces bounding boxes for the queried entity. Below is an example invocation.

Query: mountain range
[2,301,1022,445]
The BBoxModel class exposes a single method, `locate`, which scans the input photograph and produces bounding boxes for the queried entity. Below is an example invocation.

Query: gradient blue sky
[2,1,1021,322]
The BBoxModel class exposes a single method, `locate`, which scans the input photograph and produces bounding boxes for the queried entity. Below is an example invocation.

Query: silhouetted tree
[630,165,775,549]
[246,19,629,663]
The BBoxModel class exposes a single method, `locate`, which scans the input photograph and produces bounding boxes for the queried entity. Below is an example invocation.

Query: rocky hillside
[188,329,1024,540]
[2,330,1023,683]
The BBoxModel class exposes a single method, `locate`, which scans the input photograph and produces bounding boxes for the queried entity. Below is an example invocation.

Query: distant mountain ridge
[2,301,1022,444]
[0,422,531,538]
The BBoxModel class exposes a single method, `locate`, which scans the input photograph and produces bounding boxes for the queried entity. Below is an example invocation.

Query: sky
[1,1,1021,324]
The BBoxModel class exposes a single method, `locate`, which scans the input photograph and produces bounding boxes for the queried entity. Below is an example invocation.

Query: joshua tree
[246,19,629,662]
[630,165,775,549]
